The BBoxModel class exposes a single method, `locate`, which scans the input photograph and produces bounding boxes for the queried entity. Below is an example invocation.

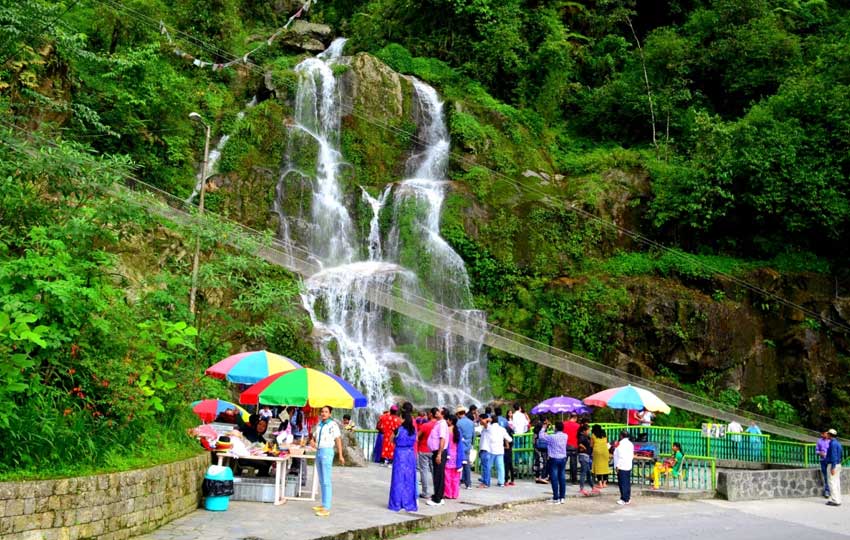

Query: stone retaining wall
[0,454,207,540]
[717,467,850,501]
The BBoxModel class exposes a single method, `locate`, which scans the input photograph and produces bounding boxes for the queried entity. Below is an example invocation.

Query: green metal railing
[594,424,850,467]
[353,424,848,488]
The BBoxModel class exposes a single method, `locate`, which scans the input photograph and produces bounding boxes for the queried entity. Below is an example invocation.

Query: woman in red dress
[378,406,403,464]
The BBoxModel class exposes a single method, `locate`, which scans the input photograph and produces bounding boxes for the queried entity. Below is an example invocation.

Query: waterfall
[362,185,392,261]
[186,96,258,204]
[275,42,488,418]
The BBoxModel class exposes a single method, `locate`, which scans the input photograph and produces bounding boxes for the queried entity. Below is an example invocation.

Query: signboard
[701,422,727,438]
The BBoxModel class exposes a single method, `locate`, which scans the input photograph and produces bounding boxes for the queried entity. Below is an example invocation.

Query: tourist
[388,412,418,512]
[591,424,610,491]
[727,419,743,458]
[533,419,550,484]
[538,419,568,504]
[503,423,516,486]
[826,428,843,507]
[373,411,387,464]
[426,407,449,506]
[817,429,832,498]
[511,403,530,435]
[310,405,344,517]
[564,413,580,484]
[627,409,640,426]
[746,420,763,460]
[495,406,508,429]
[417,408,437,499]
[652,442,684,489]
[259,405,273,420]
[468,404,479,424]
[477,414,494,487]
[637,408,654,427]
[577,424,593,495]
[614,430,634,505]
[378,405,403,466]
[456,406,475,489]
[444,414,464,499]
[487,412,511,487]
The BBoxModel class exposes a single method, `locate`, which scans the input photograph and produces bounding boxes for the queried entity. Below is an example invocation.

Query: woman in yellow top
[652,442,684,489]
[590,424,611,491]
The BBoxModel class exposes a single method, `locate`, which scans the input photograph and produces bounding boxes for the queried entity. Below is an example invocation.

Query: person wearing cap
[456,406,475,489]
[826,428,843,506]
[817,429,832,499]
[613,429,634,505]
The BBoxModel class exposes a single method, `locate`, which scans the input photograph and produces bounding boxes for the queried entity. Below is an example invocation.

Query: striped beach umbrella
[583,385,671,414]
[205,350,302,384]
[239,368,368,409]
[190,399,251,423]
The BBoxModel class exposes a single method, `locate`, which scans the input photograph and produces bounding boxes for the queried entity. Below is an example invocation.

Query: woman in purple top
[388,412,418,512]
[539,420,568,503]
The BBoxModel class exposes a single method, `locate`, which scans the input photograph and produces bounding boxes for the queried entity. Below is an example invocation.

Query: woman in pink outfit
[444,414,464,499]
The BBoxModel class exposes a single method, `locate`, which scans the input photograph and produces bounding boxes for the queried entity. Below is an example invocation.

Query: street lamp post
[188,112,211,316]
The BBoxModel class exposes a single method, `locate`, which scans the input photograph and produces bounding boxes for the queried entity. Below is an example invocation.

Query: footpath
[135,463,661,540]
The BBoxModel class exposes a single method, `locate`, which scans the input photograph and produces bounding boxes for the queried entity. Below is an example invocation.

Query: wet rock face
[280,21,334,52]
[339,53,411,124]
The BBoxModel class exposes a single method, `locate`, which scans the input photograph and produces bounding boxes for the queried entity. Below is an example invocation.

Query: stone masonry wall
[717,467,850,501]
[0,454,208,540]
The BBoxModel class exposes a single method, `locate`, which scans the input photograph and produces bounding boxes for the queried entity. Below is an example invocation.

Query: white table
[216,451,319,504]
[216,452,290,505]
[282,452,318,501]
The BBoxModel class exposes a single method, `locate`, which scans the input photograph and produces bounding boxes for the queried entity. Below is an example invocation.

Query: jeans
[418,451,433,497]
[578,454,593,490]
[317,447,334,509]
[821,460,831,496]
[431,450,447,503]
[617,468,631,502]
[549,457,566,500]
[461,445,472,487]
[567,446,578,482]
[492,453,506,486]
[479,450,493,486]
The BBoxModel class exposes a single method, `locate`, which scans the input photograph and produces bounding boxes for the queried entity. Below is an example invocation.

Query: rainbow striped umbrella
[239,368,368,409]
[205,350,302,384]
[583,385,671,414]
[190,399,251,423]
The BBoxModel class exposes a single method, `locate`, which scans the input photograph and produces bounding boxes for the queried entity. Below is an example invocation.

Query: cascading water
[386,79,489,401]
[187,96,258,204]
[275,40,488,418]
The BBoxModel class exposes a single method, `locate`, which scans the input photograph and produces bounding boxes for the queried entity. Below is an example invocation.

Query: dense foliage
[3,0,850,477]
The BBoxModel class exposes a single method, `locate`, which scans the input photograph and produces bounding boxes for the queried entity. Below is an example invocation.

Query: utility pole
[188,112,210,316]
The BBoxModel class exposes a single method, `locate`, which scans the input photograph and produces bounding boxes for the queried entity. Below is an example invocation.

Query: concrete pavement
[136,463,581,540]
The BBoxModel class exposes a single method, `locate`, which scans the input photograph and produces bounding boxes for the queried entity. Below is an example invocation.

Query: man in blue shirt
[456,406,475,489]
[826,428,843,506]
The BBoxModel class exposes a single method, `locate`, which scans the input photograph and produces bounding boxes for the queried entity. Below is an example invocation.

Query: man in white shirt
[727,420,743,458]
[613,430,634,505]
[511,404,530,435]
[479,414,512,487]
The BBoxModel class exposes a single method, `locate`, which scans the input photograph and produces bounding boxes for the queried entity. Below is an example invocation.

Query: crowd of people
[373,403,531,512]
[198,402,846,514]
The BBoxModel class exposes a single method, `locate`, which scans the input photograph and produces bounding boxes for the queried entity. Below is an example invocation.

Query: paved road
[398,497,850,539]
